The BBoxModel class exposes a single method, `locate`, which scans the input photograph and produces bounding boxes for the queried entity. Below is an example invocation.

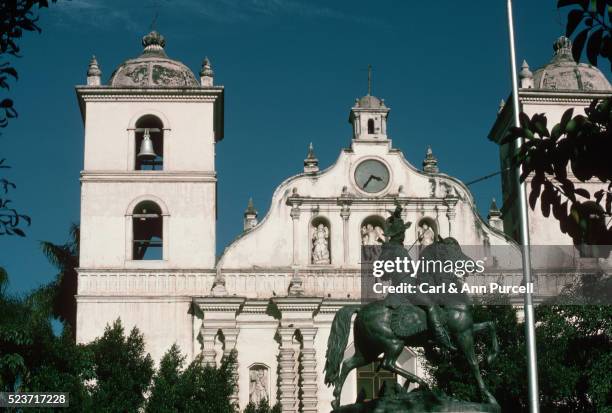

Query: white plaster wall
[83,101,216,172]
[76,297,195,363]
[235,321,279,408]
[80,180,216,268]
[219,141,512,271]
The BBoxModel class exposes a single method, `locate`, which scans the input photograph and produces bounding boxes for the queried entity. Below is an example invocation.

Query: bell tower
[76,31,224,270]
[349,65,390,142]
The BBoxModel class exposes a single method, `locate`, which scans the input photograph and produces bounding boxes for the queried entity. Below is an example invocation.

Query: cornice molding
[80,171,217,183]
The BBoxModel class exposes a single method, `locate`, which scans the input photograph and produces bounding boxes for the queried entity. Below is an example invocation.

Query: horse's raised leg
[332,350,368,410]
[473,321,499,364]
[379,341,428,389]
[457,329,498,406]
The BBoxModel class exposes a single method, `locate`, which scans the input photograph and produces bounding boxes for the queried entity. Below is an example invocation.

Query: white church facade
[74,31,611,412]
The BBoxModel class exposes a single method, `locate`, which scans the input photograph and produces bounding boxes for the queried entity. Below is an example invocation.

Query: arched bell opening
[135,115,164,170]
[132,200,163,260]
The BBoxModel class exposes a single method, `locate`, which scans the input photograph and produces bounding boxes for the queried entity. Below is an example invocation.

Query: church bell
[137,129,157,159]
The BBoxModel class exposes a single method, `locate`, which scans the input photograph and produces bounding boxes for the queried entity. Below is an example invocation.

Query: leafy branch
[558,0,612,68]
[502,98,612,251]
[0,159,29,236]
[0,0,59,236]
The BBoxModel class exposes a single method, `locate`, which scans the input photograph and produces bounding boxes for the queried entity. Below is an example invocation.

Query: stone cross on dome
[367,64,372,96]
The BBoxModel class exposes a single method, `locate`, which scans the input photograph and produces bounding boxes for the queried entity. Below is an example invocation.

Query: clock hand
[371,175,383,182]
[363,175,374,188]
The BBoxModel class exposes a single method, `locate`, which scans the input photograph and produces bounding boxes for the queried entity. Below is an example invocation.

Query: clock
[354,159,390,193]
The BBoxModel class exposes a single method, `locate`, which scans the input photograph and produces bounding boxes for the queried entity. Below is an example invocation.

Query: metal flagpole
[505,1,540,412]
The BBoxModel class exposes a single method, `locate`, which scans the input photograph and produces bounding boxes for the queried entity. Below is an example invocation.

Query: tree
[147,346,238,413]
[0,0,60,237]
[40,224,79,335]
[558,0,612,68]
[243,398,282,413]
[0,158,30,236]
[501,103,612,253]
[499,1,612,252]
[421,302,528,411]
[86,319,154,412]
[0,267,91,412]
[146,344,185,413]
[21,329,93,413]
[177,350,238,413]
[534,272,612,412]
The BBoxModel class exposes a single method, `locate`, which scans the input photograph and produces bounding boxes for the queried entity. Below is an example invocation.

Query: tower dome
[109,31,199,87]
[532,36,611,91]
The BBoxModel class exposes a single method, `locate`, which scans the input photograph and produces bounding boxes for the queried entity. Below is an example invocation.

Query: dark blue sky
[0,1,591,294]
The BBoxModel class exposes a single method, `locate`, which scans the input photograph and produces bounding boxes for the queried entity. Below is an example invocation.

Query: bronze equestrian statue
[324,202,499,411]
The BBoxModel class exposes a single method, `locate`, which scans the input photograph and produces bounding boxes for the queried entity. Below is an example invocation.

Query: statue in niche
[249,366,269,405]
[418,221,435,246]
[312,223,330,264]
[361,223,385,261]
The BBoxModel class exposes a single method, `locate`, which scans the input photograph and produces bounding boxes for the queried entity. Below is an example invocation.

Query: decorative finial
[552,36,574,62]
[489,198,501,217]
[488,197,503,230]
[422,145,439,173]
[304,142,319,174]
[519,60,533,88]
[245,198,257,215]
[87,55,102,86]
[498,98,506,115]
[243,198,258,231]
[367,64,372,96]
[200,57,214,86]
[142,31,166,56]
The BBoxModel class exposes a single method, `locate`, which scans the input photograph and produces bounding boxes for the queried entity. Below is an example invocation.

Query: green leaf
[567,9,586,37]
[557,0,588,7]
[519,112,531,129]
[529,179,542,210]
[574,188,591,198]
[586,28,604,66]
[551,124,562,141]
[572,28,590,62]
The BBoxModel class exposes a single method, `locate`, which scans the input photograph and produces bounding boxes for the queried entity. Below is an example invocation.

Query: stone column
[340,204,350,264]
[278,327,298,413]
[291,207,300,266]
[200,328,217,367]
[445,197,457,238]
[299,328,318,413]
[223,328,240,407]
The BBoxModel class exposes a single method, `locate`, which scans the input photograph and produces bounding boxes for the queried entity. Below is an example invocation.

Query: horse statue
[324,203,499,411]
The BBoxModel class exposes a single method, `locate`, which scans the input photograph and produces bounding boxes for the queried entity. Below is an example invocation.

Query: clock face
[354,159,390,193]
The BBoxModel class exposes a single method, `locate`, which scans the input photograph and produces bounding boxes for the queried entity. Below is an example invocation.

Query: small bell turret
[137,128,157,159]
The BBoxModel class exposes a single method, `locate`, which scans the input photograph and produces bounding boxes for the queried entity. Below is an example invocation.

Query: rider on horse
[380,201,456,351]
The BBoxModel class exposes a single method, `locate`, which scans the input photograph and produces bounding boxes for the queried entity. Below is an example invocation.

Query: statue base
[331,388,500,413]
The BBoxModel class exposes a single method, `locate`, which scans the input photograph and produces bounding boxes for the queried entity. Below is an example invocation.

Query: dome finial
[552,36,574,62]
[142,31,166,56]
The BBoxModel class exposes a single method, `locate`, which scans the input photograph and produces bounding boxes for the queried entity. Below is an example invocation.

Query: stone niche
[311,216,331,265]
[249,363,270,405]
